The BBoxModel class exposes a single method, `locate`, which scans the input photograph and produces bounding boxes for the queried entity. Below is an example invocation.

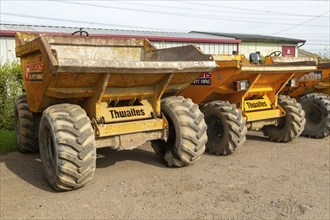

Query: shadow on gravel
[1,145,165,192]
[246,134,270,142]
[246,130,270,142]
[96,147,166,169]
[1,152,55,192]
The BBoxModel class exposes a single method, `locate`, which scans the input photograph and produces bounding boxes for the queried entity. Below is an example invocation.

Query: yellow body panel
[94,117,168,137]
[180,54,317,123]
[244,109,284,122]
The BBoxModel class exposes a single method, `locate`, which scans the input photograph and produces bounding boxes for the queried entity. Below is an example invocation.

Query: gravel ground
[1,131,329,219]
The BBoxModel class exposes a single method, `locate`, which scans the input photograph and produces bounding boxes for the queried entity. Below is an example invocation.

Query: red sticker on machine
[26,62,44,81]
[192,72,211,85]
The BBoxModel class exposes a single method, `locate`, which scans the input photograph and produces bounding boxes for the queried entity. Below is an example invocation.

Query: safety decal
[26,62,44,82]
[192,72,211,85]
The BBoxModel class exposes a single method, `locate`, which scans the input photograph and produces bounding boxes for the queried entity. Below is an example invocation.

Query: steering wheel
[268,51,281,57]
[72,28,89,37]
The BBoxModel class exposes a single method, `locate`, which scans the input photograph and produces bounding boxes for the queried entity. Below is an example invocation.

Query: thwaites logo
[299,71,322,81]
[246,101,268,108]
[26,62,44,82]
[110,109,145,119]
[192,72,211,85]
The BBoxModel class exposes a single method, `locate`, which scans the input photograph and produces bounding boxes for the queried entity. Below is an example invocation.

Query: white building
[0,23,305,64]
[192,31,304,58]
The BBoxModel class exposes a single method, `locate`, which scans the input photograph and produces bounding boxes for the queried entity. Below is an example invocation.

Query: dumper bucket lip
[16,33,218,74]
[56,60,217,74]
[214,59,317,73]
[240,65,317,73]
[15,32,149,47]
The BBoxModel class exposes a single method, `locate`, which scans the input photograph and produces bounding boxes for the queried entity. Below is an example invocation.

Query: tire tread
[263,95,306,142]
[300,93,330,138]
[203,100,247,156]
[39,104,96,191]
[15,96,39,153]
[151,96,207,167]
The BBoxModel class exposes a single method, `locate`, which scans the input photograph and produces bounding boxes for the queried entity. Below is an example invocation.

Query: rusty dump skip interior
[15,33,217,120]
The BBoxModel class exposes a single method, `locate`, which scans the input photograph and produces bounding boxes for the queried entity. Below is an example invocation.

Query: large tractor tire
[151,96,207,167]
[202,101,247,156]
[39,104,96,191]
[263,95,306,142]
[300,93,330,138]
[14,95,40,153]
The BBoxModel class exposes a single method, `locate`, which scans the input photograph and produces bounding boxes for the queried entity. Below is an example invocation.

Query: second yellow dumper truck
[280,59,330,138]
[179,54,317,156]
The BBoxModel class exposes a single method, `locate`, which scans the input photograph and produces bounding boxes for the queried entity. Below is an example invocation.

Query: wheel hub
[208,117,224,143]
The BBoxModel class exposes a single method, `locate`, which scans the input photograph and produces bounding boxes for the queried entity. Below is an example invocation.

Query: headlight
[233,80,250,91]
[287,78,298,87]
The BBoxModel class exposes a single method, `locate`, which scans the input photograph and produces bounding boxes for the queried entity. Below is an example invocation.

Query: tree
[0,61,22,130]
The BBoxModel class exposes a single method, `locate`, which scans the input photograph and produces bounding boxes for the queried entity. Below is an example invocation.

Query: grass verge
[0,129,17,154]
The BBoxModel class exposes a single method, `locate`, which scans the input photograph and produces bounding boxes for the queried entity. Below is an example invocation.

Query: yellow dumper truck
[179,53,317,156]
[14,33,217,191]
[280,59,330,138]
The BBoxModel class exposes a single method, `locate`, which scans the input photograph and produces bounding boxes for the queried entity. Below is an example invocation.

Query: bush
[0,61,22,130]
[0,129,17,154]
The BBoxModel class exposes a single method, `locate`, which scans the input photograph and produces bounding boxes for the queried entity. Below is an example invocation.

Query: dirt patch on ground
[1,131,329,219]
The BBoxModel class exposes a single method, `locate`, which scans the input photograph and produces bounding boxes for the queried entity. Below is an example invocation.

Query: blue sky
[1,0,329,56]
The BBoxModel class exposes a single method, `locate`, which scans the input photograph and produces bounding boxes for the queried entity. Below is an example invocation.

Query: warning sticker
[192,72,211,85]
[26,62,44,82]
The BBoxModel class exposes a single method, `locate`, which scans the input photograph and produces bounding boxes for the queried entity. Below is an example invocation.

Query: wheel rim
[167,119,176,147]
[207,116,224,144]
[277,116,286,129]
[44,127,56,169]
[305,103,323,126]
